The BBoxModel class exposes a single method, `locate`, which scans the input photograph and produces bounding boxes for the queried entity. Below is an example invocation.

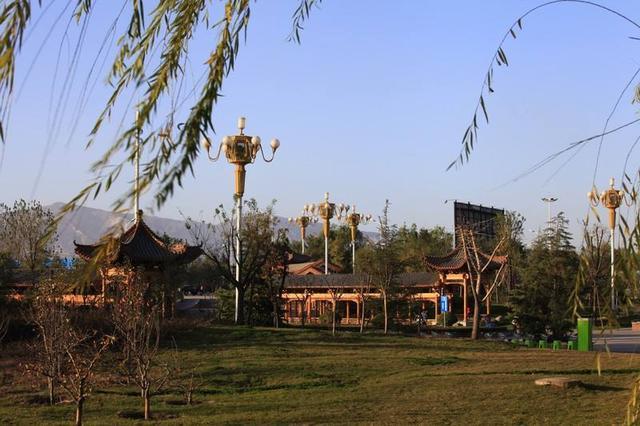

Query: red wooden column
[463,280,468,326]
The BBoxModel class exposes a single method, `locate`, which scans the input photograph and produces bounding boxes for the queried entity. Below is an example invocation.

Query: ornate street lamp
[201,116,280,323]
[288,206,318,254]
[339,205,373,274]
[304,193,340,274]
[588,177,624,311]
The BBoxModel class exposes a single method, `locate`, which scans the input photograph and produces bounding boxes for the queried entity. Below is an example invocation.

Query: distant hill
[47,203,376,257]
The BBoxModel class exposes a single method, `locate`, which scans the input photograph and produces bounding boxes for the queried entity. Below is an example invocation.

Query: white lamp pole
[588,178,623,311]
[202,117,280,323]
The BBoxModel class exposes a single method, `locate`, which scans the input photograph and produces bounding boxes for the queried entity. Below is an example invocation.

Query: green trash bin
[577,318,593,352]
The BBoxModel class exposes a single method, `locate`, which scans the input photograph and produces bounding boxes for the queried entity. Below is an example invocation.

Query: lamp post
[339,205,373,274]
[201,116,280,324]
[288,208,317,254]
[541,197,558,225]
[588,178,624,311]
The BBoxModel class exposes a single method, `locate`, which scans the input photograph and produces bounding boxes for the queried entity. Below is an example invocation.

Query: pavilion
[423,245,507,324]
[74,210,203,300]
[282,271,440,325]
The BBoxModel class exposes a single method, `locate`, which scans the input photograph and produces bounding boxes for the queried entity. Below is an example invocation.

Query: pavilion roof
[288,258,342,275]
[423,246,507,273]
[284,271,437,289]
[74,211,203,267]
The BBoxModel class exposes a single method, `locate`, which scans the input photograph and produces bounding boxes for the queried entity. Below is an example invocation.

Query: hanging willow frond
[450,0,640,171]
[288,0,322,43]
[0,0,37,142]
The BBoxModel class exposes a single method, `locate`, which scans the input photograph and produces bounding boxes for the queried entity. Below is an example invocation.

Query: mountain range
[47,203,376,256]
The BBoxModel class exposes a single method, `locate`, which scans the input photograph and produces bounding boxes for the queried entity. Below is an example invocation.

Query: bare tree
[356,277,372,333]
[25,278,67,405]
[360,200,402,335]
[293,291,311,328]
[262,231,290,328]
[327,287,344,336]
[574,223,610,317]
[58,332,113,426]
[0,200,57,282]
[111,268,169,420]
[170,341,205,406]
[458,227,508,340]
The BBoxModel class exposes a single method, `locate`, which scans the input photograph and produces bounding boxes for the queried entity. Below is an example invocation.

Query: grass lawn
[1,325,639,425]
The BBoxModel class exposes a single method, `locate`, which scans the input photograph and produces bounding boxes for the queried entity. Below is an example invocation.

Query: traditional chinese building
[282,271,441,325]
[282,243,507,327]
[423,245,507,324]
[74,210,203,299]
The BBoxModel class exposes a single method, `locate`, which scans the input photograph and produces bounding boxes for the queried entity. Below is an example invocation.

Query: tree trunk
[47,377,55,405]
[471,295,480,340]
[246,283,255,326]
[383,291,388,335]
[161,290,166,320]
[359,297,365,334]
[143,388,151,420]
[332,300,336,336]
[273,299,279,328]
[187,390,193,405]
[75,397,84,426]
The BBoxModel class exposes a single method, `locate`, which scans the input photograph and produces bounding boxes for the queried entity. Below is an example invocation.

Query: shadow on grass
[164,399,202,406]
[407,356,461,366]
[422,368,640,377]
[580,383,627,392]
[117,410,179,420]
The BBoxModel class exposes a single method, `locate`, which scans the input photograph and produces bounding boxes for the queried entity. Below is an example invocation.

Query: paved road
[593,328,640,353]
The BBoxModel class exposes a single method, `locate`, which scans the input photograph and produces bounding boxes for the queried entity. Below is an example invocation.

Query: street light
[338,205,373,274]
[588,178,624,311]
[541,197,558,225]
[201,116,280,323]
[305,193,346,274]
[288,206,318,254]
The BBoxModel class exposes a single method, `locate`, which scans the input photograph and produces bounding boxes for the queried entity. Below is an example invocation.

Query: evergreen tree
[511,212,578,339]
[396,224,453,272]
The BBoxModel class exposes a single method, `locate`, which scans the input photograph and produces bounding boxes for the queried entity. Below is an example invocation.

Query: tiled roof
[284,271,437,289]
[74,214,203,267]
[423,246,507,273]
[288,258,341,275]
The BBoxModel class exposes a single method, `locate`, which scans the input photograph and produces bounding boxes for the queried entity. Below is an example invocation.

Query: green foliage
[396,224,453,272]
[510,213,578,339]
[304,224,361,272]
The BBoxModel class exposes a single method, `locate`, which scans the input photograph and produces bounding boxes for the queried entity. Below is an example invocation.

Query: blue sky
[2,0,640,243]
